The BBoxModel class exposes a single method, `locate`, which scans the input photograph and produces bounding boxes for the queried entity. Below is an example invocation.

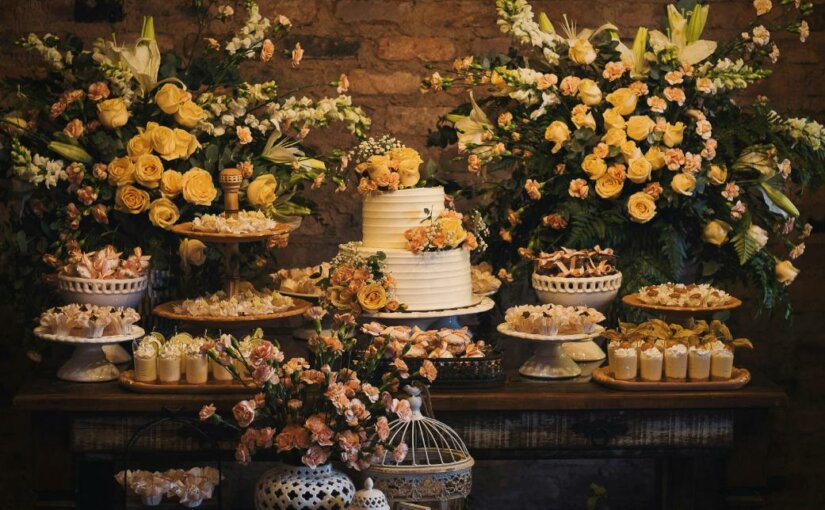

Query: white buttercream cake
[352,186,475,311]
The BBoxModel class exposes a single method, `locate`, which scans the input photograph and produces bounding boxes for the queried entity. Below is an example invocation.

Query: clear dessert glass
[133,340,158,383]
[639,344,663,382]
[612,344,638,380]
[664,342,688,381]
[688,345,712,382]
[711,347,735,380]
[186,352,209,384]
[158,345,181,383]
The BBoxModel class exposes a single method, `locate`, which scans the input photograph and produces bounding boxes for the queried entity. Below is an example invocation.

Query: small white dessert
[612,344,638,380]
[186,352,209,384]
[639,344,663,382]
[191,210,279,234]
[711,346,735,380]
[211,359,233,381]
[158,344,181,383]
[688,345,712,381]
[664,342,688,381]
[133,341,158,383]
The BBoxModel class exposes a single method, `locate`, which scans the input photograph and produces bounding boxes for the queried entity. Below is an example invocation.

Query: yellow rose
[627,191,657,223]
[328,286,355,310]
[569,38,597,65]
[174,101,205,128]
[577,79,602,106]
[775,260,799,286]
[707,164,728,185]
[544,121,571,153]
[602,109,626,131]
[148,197,180,229]
[127,134,153,158]
[160,170,183,197]
[671,172,697,196]
[606,88,638,116]
[135,154,164,189]
[356,283,389,312]
[181,167,218,206]
[172,128,199,161]
[390,147,423,187]
[627,156,653,184]
[620,140,640,161]
[571,109,597,130]
[645,146,667,170]
[595,175,624,199]
[366,154,391,181]
[97,98,129,129]
[602,128,627,147]
[626,115,655,141]
[582,154,607,180]
[150,125,177,156]
[114,184,150,214]
[179,238,207,267]
[107,156,135,186]
[154,83,190,114]
[247,173,278,207]
[663,122,685,147]
[438,215,468,247]
[702,220,731,246]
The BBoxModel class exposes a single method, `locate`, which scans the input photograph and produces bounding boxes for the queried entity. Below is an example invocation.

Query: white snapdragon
[11,139,67,188]
[266,95,370,136]
[225,4,272,56]
[20,33,65,71]
[496,0,561,50]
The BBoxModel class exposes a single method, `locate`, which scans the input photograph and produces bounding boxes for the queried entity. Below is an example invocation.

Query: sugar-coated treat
[361,322,488,359]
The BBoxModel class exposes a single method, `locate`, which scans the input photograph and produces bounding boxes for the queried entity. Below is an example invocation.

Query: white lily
[261,133,326,172]
[445,92,494,155]
[560,14,619,46]
[101,17,161,95]
[649,4,716,66]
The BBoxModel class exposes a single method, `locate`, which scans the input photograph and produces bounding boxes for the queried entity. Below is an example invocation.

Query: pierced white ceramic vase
[531,272,622,362]
[58,274,149,309]
[255,463,355,510]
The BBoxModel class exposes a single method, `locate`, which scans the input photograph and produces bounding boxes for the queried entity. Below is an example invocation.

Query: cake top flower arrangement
[318,245,404,315]
[345,135,429,195]
[59,245,151,279]
[424,0,822,316]
[1,2,370,347]
[404,210,480,253]
[200,311,437,470]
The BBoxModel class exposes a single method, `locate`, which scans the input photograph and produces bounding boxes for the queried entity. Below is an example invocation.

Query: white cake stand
[361,297,495,330]
[35,327,145,382]
[497,323,604,379]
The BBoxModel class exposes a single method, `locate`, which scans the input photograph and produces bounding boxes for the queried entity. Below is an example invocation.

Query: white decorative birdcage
[367,386,473,510]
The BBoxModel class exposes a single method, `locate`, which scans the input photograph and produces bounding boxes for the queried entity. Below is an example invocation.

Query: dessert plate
[34,326,145,382]
[622,294,742,314]
[496,323,603,380]
[153,298,311,328]
[170,222,292,244]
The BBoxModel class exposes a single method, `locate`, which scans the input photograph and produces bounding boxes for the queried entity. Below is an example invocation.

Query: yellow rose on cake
[247,174,278,207]
[114,185,150,214]
[356,283,388,312]
[181,167,217,205]
[390,147,423,187]
[148,197,180,229]
[438,212,469,247]
[627,191,657,223]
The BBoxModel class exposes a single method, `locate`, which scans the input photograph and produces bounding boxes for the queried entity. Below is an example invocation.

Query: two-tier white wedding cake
[346,187,475,312]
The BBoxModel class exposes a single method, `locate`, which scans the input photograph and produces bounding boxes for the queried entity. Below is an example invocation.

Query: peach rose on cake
[181,168,217,205]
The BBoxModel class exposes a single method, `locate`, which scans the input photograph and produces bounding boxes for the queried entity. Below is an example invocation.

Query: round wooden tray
[153,298,311,328]
[591,366,751,391]
[622,294,742,316]
[169,222,292,244]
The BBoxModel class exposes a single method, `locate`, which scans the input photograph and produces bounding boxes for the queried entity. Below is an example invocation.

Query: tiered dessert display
[497,304,606,379]
[527,247,621,364]
[35,304,144,382]
[593,317,753,390]
[153,168,310,329]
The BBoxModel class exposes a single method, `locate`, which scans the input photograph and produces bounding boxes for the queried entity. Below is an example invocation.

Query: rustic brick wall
[1,0,825,508]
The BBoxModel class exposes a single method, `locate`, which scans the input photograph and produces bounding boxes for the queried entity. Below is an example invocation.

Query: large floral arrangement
[200,311,437,469]
[425,0,823,315]
[0,1,369,346]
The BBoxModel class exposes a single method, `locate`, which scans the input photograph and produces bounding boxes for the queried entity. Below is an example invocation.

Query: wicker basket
[57,274,149,309]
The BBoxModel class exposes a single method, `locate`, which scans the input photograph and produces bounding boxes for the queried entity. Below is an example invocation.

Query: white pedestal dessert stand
[361,296,495,330]
[497,323,604,379]
[35,327,145,382]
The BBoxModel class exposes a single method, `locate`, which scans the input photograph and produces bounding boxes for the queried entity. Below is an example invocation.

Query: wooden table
[14,372,787,509]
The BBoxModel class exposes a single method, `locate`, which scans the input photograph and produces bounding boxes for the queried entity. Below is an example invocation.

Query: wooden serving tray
[169,222,291,244]
[622,294,742,315]
[153,298,310,328]
[591,366,750,391]
[119,370,257,394]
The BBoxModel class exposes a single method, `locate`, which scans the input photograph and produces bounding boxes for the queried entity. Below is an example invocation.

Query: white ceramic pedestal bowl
[532,272,622,362]
[58,274,149,309]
